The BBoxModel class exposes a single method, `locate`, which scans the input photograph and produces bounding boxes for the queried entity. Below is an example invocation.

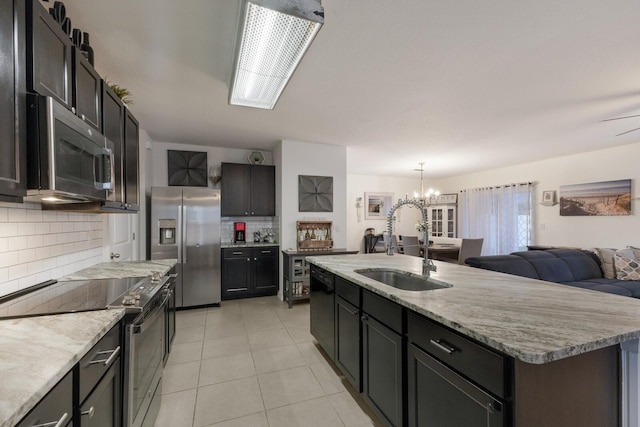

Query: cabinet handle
[32,412,69,427]
[245,212,248,215]
[342,305,359,316]
[361,314,369,322]
[429,339,458,355]
[232,251,243,255]
[247,258,251,261]
[261,250,271,254]
[254,257,258,261]
[81,406,95,418]
[88,346,120,366]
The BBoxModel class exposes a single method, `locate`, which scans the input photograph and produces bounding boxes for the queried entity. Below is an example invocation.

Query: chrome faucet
[385,198,437,277]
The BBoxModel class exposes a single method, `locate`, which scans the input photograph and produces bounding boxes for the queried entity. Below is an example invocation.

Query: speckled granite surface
[58,259,177,281]
[0,309,124,426]
[307,254,640,364]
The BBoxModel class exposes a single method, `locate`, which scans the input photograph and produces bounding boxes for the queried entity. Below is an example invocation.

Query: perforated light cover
[230,2,322,109]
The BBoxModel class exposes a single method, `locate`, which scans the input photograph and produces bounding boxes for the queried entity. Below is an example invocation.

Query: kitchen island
[307,253,640,427]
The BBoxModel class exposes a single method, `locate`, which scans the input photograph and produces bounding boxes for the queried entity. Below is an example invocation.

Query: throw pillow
[616,254,640,281]
[627,246,640,259]
[596,248,617,279]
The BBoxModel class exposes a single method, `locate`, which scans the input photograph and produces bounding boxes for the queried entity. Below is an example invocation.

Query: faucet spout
[385,198,437,277]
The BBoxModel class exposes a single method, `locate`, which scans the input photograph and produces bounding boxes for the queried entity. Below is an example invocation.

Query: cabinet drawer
[223,247,251,258]
[362,289,402,334]
[336,277,360,307]
[407,311,508,398]
[79,322,121,403]
[253,246,278,257]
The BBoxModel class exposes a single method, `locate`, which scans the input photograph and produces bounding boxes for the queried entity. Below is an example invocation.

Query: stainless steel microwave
[26,95,114,203]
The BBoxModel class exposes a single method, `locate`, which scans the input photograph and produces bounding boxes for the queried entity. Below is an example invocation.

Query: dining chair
[456,238,484,264]
[400,235,420,257]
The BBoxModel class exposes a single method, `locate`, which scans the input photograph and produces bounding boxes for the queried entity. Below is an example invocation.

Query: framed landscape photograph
[365,192,393,220]
[559,179,632,216]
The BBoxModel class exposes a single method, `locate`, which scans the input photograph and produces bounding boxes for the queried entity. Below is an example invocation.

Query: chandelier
[412,162,439,205]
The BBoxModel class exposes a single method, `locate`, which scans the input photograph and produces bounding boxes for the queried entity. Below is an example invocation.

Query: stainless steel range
[0,274,173,427]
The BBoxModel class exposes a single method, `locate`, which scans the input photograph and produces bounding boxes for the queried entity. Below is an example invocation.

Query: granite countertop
[0,309,125,426]
[221,242,279,248]
[307,253,640,364]
[58,259,177,281]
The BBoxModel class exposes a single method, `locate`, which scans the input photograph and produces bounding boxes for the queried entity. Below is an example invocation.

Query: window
[459,183,532,255]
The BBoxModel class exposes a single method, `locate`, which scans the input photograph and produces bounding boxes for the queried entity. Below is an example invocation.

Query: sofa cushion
[510,251,575,282]
[464,255,539,279]
[546,249,604,281]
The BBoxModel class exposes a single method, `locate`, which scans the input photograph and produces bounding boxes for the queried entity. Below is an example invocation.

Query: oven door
[127,302,165,427]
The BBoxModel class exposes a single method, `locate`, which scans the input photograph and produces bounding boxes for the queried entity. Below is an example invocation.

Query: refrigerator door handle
[182,204,188,264]
[177,204,183,263]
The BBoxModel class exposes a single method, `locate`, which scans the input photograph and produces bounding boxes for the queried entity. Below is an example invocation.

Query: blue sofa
[465,248,640,298]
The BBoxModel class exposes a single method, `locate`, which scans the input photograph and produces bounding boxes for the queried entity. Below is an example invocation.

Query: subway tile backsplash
[221,217,279,243]
[0,202,105,297]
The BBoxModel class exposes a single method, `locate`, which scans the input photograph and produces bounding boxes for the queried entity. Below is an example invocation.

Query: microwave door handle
[106,148,114,191]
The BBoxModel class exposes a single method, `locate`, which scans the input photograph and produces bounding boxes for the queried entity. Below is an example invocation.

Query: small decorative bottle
[311,228,316,240]
[81,32,94,66]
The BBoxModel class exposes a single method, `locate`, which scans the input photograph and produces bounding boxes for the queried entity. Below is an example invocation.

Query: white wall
[346,174,423,252]
[277,140,347,252]
[436,142,640,249]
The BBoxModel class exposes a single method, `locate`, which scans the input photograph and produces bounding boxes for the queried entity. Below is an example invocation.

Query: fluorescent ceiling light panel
[230,0,324,109]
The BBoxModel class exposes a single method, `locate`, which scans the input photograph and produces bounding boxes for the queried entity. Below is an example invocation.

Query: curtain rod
[459,182,532,192]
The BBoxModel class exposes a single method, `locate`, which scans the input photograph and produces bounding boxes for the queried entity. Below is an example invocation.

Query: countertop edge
[306,254,640,364]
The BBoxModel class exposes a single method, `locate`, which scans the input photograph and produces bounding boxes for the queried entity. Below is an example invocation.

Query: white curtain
[459,183,532,255]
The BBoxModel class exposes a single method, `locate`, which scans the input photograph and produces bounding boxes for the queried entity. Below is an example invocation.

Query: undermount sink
[355,269,452,291]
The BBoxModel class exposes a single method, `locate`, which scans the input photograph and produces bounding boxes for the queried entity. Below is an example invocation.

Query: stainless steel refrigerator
[150,187,221,307]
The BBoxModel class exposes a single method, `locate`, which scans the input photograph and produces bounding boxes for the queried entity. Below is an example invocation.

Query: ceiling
[62,0,640,178]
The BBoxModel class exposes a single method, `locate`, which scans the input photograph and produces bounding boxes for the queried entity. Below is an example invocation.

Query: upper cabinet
[221,163,275,216]
[0,0,27,202]
[27,0,72,109]
[123,108,140,211]
[73,47,101,131]
[101,80,125,209]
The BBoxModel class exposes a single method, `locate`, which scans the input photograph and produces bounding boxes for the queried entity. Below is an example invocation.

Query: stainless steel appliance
[150,187,221,308]
[0,274,171,427]
[25,94,115,203]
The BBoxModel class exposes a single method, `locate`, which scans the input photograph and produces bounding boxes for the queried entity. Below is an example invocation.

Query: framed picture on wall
[364,192,393,220]
[542,190,556,206]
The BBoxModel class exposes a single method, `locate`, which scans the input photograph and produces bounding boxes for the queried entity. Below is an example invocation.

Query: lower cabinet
[17,322,122,427]
[222,246,278,300]
[407,343,506,427]
[17,370,73,427]
[335,296,360,390]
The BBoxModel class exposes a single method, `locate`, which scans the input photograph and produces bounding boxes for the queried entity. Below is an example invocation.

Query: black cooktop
[0,277,145,319]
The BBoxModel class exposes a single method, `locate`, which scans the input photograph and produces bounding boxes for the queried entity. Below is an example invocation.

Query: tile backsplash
[221,217,279,243]
[0,202,105,297]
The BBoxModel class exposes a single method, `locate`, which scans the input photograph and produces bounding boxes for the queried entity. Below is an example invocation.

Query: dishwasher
[309,263,335,360]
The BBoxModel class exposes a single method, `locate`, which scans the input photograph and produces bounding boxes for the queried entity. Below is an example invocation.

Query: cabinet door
[0,0,26,202]
[222,255,251,299]
[73,47,101,131]
[221,163,250,216]
[27,0,72,108]
[250,165,275,216]
[101,81,125,207]
[253,247,278,294]
[362,314,403,427]
[407,343,506,427]
[123,108,139,210]
[335,296,361,390]
[79,357,122,427]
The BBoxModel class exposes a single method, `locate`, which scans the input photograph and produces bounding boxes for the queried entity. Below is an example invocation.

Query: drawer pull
[32,412,69,427]
[81,406,95,418]
[88,346,120,366]
[429,339,458,355]
[232,251,244,255]
[261,250,271,254]
[342,305,359,316]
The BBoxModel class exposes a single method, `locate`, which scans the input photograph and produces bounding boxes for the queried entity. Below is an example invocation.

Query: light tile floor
[154,296,383,427]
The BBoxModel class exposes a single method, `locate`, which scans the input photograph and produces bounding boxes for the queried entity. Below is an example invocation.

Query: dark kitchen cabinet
[361,291,404,427]
[221,163,275,216]
[0,0,27,202]
[27,0,72,109]
[221,246,278,300]
[335,295,361,390]
[123,108,140,211]
[79,358,121,427]
[16,370,73,427]
[309,264,335,360]
[73,47,101,131]
[101,80,125,209]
